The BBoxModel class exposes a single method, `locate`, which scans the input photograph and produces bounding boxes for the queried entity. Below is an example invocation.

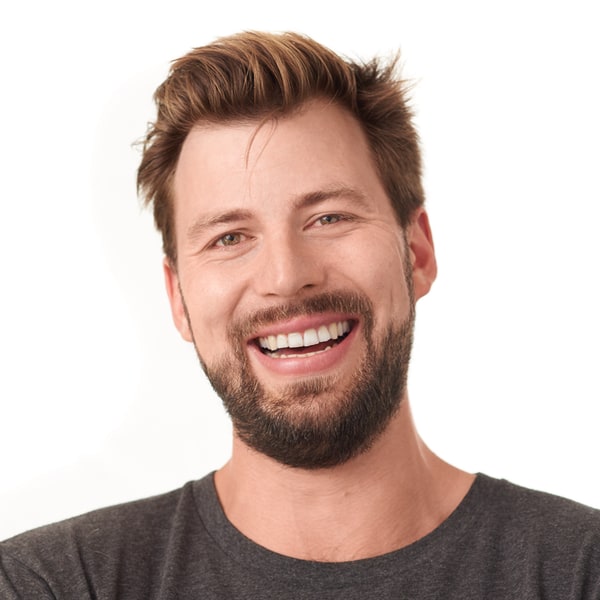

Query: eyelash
[209,213,352,250]
[314,213,352,226]
[213,232,245,248]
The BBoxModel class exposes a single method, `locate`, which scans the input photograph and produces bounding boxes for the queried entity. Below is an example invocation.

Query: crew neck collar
[192,472,492,586]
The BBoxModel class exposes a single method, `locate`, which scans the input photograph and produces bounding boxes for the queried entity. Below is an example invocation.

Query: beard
[188,287,416,470]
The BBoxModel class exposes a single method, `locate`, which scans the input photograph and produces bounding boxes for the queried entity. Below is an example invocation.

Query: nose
[253,230,326,298]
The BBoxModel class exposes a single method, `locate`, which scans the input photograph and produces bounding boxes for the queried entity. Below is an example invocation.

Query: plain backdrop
[1,0,598,541]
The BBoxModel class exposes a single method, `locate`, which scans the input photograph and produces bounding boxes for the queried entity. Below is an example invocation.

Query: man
[1,31,599,599]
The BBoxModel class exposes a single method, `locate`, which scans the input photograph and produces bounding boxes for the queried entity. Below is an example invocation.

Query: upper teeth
[258,320,350,352]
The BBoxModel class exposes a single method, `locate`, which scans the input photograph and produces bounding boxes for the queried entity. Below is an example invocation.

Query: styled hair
[137,31,424,263]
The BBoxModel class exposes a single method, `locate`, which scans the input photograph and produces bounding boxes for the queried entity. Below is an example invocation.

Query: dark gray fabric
[1,473,599,599]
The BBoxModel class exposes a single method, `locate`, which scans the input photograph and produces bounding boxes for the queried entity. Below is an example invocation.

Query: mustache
[228,290,375,341]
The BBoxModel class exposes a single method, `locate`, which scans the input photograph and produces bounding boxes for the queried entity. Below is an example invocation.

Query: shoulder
[0,479,206,598]
[470,474,600,596]
[475,473,600,534]
[2,482,187,552]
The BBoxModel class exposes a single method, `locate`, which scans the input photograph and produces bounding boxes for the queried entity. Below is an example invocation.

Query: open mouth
[255,320,354,359]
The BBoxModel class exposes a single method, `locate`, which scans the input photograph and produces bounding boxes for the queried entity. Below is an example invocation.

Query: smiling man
[1,32,599,599]
[166,102,428,476]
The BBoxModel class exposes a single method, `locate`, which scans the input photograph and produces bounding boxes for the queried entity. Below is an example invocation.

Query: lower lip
[248,325,359,378]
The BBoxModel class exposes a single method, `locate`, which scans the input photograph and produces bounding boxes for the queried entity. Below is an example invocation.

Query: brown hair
[137,31,424,263]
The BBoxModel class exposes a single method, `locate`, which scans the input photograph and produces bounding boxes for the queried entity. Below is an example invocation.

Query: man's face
[165,101,436,468]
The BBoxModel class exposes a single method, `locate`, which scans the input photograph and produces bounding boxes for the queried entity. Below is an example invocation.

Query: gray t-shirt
[1,473,599,599]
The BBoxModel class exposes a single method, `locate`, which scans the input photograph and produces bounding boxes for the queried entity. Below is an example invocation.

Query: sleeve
[0,547,56,599]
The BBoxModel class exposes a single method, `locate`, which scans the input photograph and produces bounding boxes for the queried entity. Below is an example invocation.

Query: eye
[316,214,345,226]
[214,232,243,247]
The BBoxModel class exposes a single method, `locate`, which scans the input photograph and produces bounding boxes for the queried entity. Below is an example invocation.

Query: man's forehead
[172,100,394,237]
[177,100,359,170]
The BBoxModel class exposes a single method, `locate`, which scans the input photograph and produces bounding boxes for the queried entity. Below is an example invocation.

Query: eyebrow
[292,186,372,212]
[186,186,371,242]
[186,209,253,242]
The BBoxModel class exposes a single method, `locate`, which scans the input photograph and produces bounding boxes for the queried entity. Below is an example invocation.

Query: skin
[165,100,474,561]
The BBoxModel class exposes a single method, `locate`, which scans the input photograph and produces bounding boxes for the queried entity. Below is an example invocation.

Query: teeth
[258,320,350,352]
[328,323,338,340]
[271,345,333,359]
[276,334,288,349]
[317,325,331,343]
[288,332,303,348]
[303,328,319,346]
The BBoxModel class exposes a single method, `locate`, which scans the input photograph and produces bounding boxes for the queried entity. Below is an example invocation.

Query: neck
[214,398,474,562]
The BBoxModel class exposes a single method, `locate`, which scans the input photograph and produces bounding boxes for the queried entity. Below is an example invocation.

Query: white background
[1,1,598,541]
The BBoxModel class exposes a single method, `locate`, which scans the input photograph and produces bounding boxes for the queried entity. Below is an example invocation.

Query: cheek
[183,270,245,356]
[344,239,411,319]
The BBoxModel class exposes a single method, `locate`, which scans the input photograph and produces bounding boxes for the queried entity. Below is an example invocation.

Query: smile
[256,320,352,359]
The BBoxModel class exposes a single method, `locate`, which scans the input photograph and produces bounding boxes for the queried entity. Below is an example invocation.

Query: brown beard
[191,289,416,469]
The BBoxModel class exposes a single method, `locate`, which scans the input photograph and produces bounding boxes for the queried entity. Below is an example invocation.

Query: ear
[406,208,437,300]
[163,258,194,342]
